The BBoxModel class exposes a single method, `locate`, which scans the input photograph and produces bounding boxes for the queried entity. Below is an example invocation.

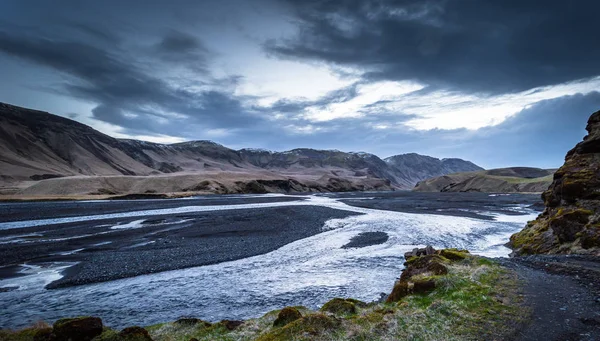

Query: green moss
[256,314,341,341]
[92,328,119,341]
[439,249,469,261]
[320,298,357,316]
[273,307,302,327]
[477,258,495,266]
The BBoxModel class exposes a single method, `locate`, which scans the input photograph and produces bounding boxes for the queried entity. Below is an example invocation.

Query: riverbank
[4,250,599,340]
[0,249,530,341]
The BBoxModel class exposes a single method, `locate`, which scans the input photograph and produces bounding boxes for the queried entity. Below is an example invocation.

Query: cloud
[270,0,600,94]
[0,28,263,138]
[154,30,211,73]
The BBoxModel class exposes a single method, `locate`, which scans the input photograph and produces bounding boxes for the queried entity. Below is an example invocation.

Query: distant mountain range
[0,102,482,198]
[413,167,555,193]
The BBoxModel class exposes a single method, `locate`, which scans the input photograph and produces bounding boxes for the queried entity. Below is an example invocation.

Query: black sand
[0,202,360,288]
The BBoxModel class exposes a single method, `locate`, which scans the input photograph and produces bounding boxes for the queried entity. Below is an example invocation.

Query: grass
[487,174,553,184]
[0,256,529,341]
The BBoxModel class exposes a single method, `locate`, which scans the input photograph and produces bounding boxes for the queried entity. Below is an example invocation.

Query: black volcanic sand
[0,194,307,223]
[342,231,389,249]
[0,203,360,288]
[327,191,543,220]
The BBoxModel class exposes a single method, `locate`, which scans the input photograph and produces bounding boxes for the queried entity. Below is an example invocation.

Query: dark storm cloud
[270,0,600,94]
[264,82,360,115]
[157,30,205,55]
[0,28,261,137]
[154,30,211,72]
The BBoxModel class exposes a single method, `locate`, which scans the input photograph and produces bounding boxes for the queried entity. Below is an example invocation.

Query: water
[0,193,539,329]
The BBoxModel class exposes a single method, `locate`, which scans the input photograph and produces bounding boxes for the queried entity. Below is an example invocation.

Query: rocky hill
[413,167,554,193]
[0,102,482,198]
[510,109,600,255]
[384,153,483,188]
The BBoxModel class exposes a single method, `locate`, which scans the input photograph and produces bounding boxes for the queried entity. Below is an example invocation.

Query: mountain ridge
[413,167,555,193]
[0,102,483,197]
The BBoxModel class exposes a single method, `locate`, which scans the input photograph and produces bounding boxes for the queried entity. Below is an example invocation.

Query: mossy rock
[320,298,357,316]
[219,320,243,331]
[549,209,592,242]
[386,281,409,303]
[273,307,302,327]
[256,314,340,341]
[412,279,436,294]
[118,326,152,341]
[580,225,600,249]
[92,328,119,341]
[440,249,469,261]
[510,219,558,255]
[400,255,448,282]
[53,316,103,341]
[344,298,368,308]
[173,318,211,328]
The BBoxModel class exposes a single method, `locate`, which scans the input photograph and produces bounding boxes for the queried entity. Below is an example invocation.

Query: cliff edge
[510,109,600,255]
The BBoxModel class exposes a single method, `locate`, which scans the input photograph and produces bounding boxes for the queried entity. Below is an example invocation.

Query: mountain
[0,102,482,198]
[413,167,555,193]
[510,109,600,255]
[384,153,483,188]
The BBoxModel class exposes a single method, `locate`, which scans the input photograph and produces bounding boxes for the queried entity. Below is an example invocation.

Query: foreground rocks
[17,317,154,341]
[388,246,470,302]
[510,109,600,255]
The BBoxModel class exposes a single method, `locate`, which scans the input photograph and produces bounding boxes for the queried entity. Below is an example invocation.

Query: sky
[0,0,599,169]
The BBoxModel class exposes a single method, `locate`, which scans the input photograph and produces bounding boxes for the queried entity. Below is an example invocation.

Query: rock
[273,307,303,327]
[400,254,448,282]
[413,280,436,294]
[387,247,467,303]
[320,298,357,316]
[219,320,244,331]
[174,318,211,328]
[404,246,439,261]
[386,282,410,302]
[256,314,341,341]
[118,326,153,341]
[32,328,54,341]
[439,248,469,260]
[510,109,600,256]
[52,316,103,341]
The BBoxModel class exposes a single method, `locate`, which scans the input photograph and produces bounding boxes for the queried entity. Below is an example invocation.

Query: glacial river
[0,192,540,329]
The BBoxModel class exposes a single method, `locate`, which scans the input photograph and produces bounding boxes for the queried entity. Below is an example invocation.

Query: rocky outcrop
[510,110,600,255]
[52,316,103,341]
[414,167,554,193]
[387,246,469,303]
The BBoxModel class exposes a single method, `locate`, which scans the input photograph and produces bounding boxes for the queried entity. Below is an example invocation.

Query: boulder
[52,317,103,341]
[219,320,243,331]
[174,318,211,328]
[118,326,153,341]
[320,298,357,316]
[273,307,302,327]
